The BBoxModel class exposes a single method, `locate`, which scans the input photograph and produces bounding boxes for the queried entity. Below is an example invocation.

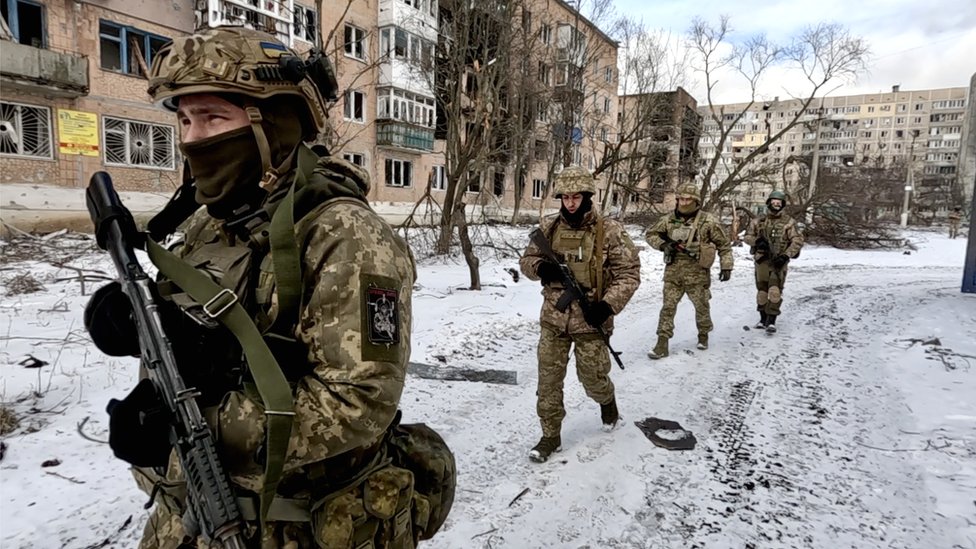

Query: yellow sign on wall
[57,109,99,156]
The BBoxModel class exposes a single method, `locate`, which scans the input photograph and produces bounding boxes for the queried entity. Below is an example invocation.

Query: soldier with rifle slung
[645,184,733,359]
[519,167,641,463]
[83,26,456,549]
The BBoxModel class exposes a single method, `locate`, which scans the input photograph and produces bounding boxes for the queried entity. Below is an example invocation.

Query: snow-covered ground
[0,226,973,549]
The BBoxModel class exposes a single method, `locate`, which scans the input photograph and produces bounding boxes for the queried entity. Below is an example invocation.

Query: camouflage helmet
[553,166,596,197]
[766,190,788,205]
[675,184,700,203]
[147,26,329,138]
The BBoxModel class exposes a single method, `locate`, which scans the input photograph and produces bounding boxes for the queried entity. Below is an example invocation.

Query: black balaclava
[179,96,305,219]
[560,194,593,228]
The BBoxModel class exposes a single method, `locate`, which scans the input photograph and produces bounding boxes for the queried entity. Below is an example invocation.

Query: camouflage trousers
[755,261,789,316]
[536,324,614,438]
[656,260,712,339]
[949,220,961,239]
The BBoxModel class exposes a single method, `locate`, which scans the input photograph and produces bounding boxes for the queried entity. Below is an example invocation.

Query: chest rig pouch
[554,228,596,290]
[762,218,786,257]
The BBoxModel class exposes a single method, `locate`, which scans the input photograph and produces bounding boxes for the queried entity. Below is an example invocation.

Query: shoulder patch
[360,274,402,363]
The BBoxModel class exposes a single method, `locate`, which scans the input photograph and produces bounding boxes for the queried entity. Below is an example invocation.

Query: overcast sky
[611,0,976,104]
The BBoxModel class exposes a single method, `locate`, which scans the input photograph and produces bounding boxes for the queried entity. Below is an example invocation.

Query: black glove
[536,261,562,285]
[106,379,172,467]
[719,269,732,282]
[755,237,770,254]
[84,282,140,357]
[583,301,614,328]
[772,254,790,269]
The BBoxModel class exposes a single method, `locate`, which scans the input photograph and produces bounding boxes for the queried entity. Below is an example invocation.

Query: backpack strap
[146,238,294,529]
[593,215,605,301]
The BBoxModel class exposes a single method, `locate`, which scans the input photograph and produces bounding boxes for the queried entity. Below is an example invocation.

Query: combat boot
[754,311,768,329]
[600,398,621,432]
[765,315,778,334]
[647,336,669,359]
[697,333,709,350]
[529,435,562,463]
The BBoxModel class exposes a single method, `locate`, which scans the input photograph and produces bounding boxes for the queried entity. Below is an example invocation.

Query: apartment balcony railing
[376,119,435,152]
[0,40,88,98]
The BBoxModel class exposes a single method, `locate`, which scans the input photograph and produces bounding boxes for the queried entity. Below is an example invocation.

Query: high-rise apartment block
[699,85,969,217]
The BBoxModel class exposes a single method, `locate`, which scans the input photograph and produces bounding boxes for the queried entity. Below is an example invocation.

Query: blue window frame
[98,20,169,77]
[2,0,46,48]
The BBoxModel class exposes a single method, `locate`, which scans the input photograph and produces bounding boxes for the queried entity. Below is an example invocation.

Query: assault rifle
[657,231,698,260]
[528,228,624,370]
[86,172,248,549]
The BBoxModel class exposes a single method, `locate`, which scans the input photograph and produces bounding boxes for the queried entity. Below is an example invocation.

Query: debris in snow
[408,361,518,385]
[0,405,19,435]
[634,417,697,450]
[18,355,48,369]
[4,272,44,295]
[508,487,530,507]
[506,267,520,283]
[41,458,61,467]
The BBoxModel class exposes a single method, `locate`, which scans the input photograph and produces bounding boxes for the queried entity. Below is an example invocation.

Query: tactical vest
[759,215,791,257]
[549,216,605,296]
[665,212,706,260]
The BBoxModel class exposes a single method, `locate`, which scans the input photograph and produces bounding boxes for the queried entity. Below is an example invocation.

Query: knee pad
[768,286,782,303]
[757,290,768,305]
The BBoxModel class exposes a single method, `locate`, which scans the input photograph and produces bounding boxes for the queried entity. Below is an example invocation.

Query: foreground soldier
[83,27,454,548]
[743,190,804,333]
[519,167,640,462]
[645,184,733,358]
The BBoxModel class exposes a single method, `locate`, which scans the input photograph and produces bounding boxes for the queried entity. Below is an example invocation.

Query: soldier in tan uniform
[519,167,641,463]
[645,184,733,358]
[948,206,963,239]
[743,190,804,333]
[83,27,452,548]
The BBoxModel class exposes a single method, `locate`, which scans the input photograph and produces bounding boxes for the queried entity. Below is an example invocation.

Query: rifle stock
[528,228,624,370]
[87,172,248,549]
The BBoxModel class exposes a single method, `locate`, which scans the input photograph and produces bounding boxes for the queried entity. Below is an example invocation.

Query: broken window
[2,0,45,48]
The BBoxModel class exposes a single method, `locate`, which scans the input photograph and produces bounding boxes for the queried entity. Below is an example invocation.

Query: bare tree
[690,17,868,212]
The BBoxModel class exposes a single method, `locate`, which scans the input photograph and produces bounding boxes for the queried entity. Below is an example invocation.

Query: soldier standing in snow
[743,190,804,333]
[948,206,963,239]
[519,167,641,463]
[645,184,733,359]
[83,26,455,548]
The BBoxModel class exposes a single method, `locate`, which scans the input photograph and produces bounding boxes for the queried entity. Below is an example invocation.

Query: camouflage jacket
[519,208,641,335]
[155,147,415,493]
[645,209,733,271]
[743,212,804,262]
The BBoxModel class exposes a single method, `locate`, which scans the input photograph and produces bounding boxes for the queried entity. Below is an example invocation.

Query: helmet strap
[244,104,274,184]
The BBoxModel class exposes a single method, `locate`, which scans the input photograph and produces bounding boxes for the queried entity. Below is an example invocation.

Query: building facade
[2,0,619,221]
[615,87,700,209]
[698,85,969,219]
[0,0,325,194]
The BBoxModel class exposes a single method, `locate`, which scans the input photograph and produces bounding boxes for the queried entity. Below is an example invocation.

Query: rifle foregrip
[86,171,138,251]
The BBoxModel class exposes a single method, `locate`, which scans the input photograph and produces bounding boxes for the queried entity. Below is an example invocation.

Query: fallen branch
[82,515,133,549]
[45,470,85,484]
[472,527,498,540]
[77,416,108,444]
[508,487,529,507]
[855,439,951,452]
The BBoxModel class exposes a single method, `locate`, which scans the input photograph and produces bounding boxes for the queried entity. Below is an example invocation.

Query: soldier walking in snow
[948,206,963,239]
[743,190,804,333]
[645,184,733,359]
[519,167,641,463]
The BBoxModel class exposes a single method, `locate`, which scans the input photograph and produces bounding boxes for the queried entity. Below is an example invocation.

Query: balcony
[0,41,88,98]
[376,119,435,152]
